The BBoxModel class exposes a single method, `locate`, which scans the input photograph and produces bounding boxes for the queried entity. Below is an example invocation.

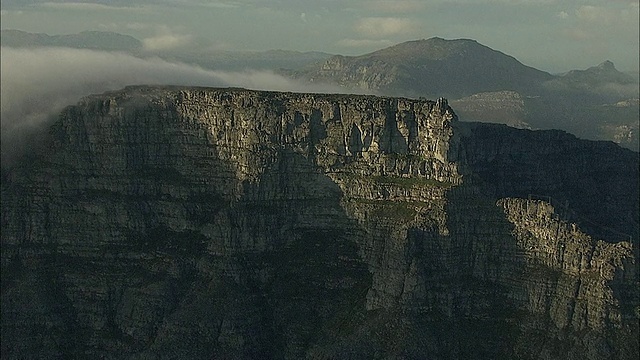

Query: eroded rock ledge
[1,86,637,359]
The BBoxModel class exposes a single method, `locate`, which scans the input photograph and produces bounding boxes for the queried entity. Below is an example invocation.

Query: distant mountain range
[0,29,333,71]
[2,30,637,150]
[290,37,638,150]
[0,29,143,52]
[559,60,636,86]
[292,37,636,100]
[160,49,333,72]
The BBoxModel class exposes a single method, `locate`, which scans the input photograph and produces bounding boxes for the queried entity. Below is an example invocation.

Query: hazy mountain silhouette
[543,60,638,102]
[0,29,333,71]
[560,60,635,85]
[0,29,143,52]
[293,37,554,98]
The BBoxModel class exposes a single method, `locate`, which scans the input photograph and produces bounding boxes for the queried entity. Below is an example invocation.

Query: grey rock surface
[1,86,638,359]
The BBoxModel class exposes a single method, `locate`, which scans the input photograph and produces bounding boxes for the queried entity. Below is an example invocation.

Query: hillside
[1,87,637,359]
[294,37,554,98]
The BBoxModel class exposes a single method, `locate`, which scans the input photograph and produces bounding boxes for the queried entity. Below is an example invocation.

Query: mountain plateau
[1,86,638,359]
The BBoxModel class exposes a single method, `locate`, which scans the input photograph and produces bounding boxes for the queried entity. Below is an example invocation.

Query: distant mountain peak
[596,60,615,70]
[559,60,634,85]
[584,60,622,74]
[344,37,514,73]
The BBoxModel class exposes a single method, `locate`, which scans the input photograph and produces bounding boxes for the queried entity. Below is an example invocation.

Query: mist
[0,46,348,167]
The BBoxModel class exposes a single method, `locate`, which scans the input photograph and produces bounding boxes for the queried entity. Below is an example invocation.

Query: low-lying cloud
[336,38,393,48]
[355,17,419,38]
[142,33,193,51]
[0,46,345,167]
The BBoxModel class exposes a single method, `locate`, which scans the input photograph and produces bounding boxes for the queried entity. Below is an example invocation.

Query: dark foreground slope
[1,86,638,359]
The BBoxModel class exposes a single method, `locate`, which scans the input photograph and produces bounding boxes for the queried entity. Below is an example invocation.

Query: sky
[1,0,639,73]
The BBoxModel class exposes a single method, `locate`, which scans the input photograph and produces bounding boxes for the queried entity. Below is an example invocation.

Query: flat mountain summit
[1,86,638,359]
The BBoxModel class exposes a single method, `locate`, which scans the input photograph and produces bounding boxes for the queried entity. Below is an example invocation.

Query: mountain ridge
[1,86,638,359]
[295,37,555,99]
[0,29,143,52]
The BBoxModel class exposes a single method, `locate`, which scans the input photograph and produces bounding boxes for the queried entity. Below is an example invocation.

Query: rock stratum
[1,86,638,359]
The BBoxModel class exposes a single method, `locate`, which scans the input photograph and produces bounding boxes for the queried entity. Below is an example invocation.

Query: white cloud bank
[0,46,344,166]
[355,17,419,38]
[142,33,193,51]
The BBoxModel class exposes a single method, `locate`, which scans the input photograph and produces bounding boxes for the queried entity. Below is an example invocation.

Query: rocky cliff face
[1,86,638,359]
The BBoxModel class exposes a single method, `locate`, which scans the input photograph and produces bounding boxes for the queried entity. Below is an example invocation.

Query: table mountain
[1,87,638,359]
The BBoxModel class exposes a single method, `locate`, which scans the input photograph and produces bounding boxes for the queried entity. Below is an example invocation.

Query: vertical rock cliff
[1,86,638,359]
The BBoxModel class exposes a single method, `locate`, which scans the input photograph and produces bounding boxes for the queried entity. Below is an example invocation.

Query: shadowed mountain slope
[1,86,637,359]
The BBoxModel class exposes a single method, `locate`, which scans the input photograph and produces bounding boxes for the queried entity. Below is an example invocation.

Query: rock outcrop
[1,86,638,359]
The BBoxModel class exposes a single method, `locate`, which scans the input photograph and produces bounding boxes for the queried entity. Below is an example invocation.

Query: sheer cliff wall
[1,86,638,359]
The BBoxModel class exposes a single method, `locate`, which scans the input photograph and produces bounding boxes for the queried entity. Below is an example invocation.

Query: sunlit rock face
[1,86,638,359]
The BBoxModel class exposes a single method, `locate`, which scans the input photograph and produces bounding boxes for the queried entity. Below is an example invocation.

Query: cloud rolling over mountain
[0,46,344,166]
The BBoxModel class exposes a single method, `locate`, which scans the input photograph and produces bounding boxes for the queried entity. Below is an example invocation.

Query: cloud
[37,1,138,11]
[355,17,418,38]
[367,0,426,13]
[336,38,393,48]
[136,24,195,52]
[480,0,557,4]
[574,4,638,25]
[142,34,193,51]
[98,21,159,32]
[193,1,239,9]
[0,46,345,167]
[95,23,197,52]
[0,9,23,15]
[562,28,591,41]
[575,5,616,24]
[125,22,153,30]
